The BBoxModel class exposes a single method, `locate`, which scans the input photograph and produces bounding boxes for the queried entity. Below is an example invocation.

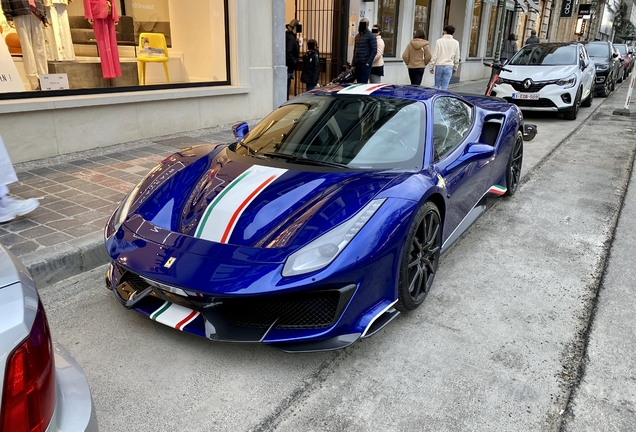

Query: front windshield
[234,95,426,170]
[585,43,609,57]
[509,45,577,66]
[616,44,627,55]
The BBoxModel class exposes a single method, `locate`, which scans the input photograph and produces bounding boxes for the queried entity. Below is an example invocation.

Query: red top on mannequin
[82,0,118,22]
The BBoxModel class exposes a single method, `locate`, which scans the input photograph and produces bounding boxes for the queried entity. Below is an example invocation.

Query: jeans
[369,74,382,83]
[408,68,425,85]
[434,66,453,90]
[354,64,372,84]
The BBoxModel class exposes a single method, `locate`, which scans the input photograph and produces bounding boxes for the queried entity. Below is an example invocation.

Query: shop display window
[485,4,497,57]
[469,0,483,57]
[0,0,229,98]
[378,0,399,57]
[413,0,430,39]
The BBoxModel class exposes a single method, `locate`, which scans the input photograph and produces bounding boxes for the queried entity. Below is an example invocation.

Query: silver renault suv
[0,244,97,432]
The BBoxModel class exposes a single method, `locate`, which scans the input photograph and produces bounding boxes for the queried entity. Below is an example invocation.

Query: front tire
[504,131,524,197]
[581,85,594,107]
[563,87,581,120]
[396,202,442,312]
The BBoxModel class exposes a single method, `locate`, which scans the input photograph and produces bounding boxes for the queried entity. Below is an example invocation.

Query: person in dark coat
[351,18,376,84]
[285,19,300,99]
[301,39,320,91]
[525,30,540,45]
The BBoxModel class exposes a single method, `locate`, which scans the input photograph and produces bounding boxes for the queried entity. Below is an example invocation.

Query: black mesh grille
[222,291,341,329]
[120,272,150,291]
[501,79,556,93]
[481,121,501,146]
[504,97,557,108]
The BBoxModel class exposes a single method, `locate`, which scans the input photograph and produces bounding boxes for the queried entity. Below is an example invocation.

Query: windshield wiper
[261,152,349,169]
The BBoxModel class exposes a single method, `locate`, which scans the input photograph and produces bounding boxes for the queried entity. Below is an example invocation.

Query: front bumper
[493,82,578,112]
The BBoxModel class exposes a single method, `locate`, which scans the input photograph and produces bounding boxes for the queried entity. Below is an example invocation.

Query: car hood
[133,146,399,249]
[500,64,579,82]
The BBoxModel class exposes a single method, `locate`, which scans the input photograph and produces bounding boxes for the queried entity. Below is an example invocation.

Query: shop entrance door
[290,0,349,97]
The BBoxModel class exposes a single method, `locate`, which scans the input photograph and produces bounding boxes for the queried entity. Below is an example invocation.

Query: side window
[432,97,473,161]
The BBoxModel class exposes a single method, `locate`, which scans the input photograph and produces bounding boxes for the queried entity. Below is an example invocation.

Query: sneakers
[0,196,40,223]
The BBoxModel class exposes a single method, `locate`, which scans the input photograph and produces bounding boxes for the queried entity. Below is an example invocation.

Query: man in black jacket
[351,18,376,84]
[285,19,300,99]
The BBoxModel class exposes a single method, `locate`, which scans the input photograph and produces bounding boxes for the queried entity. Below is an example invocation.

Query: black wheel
[504,131,523,197]
[581,85,594,107]
[563,87,581,120]
[396,202,442,312]
[599,74,611,97]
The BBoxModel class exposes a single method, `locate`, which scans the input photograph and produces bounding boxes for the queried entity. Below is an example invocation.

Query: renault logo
[523,79,532,89]
[164,257,177,268]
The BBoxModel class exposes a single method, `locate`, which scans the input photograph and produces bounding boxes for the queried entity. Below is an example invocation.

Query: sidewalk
[0,77,515,287]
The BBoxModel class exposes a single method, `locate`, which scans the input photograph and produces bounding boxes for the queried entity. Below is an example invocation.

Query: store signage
[39,74,70,91]
[561,0,574,17]
[0,36,24,93]
[578,4,592,15]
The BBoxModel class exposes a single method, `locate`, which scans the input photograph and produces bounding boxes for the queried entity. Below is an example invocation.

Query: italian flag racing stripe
[194,165,287,243]
[337,84,389,95]
[487,185,507,196]
[150,301,200,331]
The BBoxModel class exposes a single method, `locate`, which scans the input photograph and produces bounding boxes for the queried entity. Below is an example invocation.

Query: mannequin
[43,0,75,61]
[1,0,49,89]
[82,0,121,79]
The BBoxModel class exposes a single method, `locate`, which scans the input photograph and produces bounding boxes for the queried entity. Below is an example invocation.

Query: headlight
[282,199,386,277]
[596,64,608,71]
[556,74,577,88]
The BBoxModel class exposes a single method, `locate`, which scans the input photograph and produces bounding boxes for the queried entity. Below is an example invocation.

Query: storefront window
[485,4,498,57]
[378,0,399,57]
[413,0,430,39]
[0,0,229,98]
[469,0,483,57]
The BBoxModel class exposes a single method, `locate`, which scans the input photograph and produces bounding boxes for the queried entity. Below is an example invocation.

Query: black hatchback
[582,41,622,97]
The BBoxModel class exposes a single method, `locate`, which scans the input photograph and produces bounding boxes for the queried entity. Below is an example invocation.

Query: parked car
[492,42,595,120]
[613,44,626,83]
[104,84,532,352]
[582,41,622,97]
[0,244,98,432]
[614,43,633,79]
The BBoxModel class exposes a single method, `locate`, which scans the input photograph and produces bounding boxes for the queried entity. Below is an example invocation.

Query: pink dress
[83,0,122,79]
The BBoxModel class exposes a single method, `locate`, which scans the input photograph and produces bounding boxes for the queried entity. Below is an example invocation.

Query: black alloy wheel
[599,74,611,97]
[396,202,442,312]
[564,87,581,120]
[582,85,594,107]
[504,131,524,197]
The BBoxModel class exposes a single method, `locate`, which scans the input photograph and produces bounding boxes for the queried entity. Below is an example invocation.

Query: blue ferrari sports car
[104,83,527,352]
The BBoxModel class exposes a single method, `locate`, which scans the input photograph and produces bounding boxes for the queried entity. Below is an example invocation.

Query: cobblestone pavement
[0,125,239,259]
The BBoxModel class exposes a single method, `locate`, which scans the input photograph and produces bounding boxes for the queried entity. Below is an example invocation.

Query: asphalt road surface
[39,86,636,431]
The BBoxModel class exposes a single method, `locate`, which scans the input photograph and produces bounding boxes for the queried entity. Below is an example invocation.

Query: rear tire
[396,202,442,312]
[582,85,594,107]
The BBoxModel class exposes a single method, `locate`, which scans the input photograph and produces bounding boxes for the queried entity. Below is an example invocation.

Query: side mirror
[232,121,249,140]
[444,143,494,172]
[581,59,590,69]
[612,52,619,58]
[619,57,625,62]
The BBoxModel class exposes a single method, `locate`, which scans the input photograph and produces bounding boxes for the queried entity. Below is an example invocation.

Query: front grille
[120,272,150,291]
[501,79,556,93]
[222,291,341,329]
[504,97,557,108]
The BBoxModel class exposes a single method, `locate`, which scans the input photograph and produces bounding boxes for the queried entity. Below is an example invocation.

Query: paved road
[39,81,636,431]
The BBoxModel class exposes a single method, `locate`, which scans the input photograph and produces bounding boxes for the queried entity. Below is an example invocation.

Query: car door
[579,45,595,98]
[431,96,494,244]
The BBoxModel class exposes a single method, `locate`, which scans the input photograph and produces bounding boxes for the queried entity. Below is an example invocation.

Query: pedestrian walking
[285,19,300,99]
[351,18,376,84]
[0,136,39,223]
[300,39,320,92]
[501,34,518,64]
[370,25,385,83]
[525,29,540,45]
[402,29,432,85]
[429,25,460,91]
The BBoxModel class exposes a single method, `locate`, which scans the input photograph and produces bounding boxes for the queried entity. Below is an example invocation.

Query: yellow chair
[138,32,170,85]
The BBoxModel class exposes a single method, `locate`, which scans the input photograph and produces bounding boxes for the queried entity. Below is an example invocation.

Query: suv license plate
[512,93,540,100]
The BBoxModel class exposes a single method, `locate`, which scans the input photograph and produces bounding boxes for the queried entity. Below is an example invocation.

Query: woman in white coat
[0,136,39,223]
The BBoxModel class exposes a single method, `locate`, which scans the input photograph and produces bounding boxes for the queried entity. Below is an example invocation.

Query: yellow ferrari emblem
[164,257,177,268]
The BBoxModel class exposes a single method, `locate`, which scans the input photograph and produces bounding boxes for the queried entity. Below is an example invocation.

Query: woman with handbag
[402,29,432,85]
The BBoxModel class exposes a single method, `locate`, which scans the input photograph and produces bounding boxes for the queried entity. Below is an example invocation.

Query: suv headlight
[282,199,386,277]
[556,74,577,88]
[596,64,608,71]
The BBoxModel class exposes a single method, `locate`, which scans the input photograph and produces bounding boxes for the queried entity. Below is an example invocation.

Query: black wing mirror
[612,52,619,58]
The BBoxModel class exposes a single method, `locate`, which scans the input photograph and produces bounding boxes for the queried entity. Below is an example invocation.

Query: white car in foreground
[0,244,98,432]
[493,42,596,120]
